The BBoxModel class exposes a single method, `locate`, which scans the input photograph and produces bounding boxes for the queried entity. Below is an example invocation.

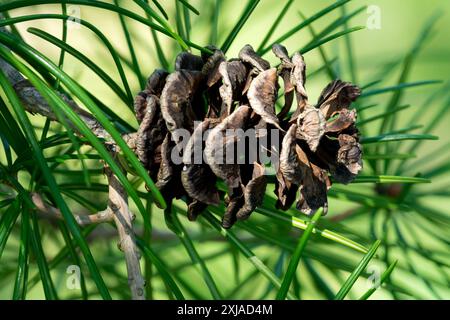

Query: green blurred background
[0,0,449,299]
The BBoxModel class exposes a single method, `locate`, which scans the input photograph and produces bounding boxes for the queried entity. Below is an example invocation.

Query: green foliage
[0,0,448,300]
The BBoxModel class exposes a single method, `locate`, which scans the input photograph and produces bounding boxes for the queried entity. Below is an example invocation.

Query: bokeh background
[0,0,449,299]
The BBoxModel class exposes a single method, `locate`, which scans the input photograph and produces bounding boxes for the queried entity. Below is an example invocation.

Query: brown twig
[0,15,145,300]
[106,168,145,299]
[32,184,145,300]
[31,193,114,226]
[0,16,112,142]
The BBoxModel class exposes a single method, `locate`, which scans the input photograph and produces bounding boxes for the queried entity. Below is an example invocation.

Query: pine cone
[133,44,362,228]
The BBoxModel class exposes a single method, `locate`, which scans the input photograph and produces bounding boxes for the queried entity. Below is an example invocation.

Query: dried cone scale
[133,44,362,228]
